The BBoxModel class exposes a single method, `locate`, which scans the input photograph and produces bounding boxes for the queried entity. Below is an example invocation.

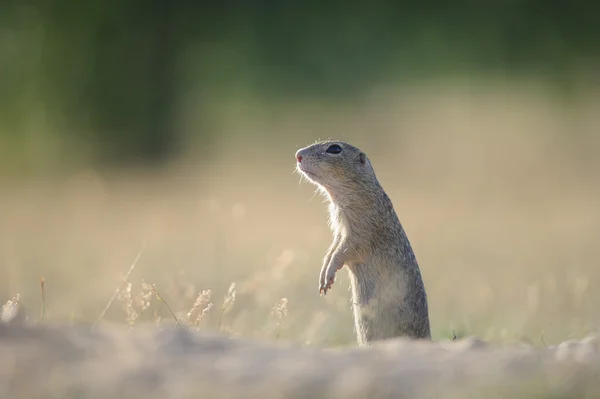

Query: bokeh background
[1,1,599,347]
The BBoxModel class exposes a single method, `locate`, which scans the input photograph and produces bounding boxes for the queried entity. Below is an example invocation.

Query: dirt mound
[1,322,599,398]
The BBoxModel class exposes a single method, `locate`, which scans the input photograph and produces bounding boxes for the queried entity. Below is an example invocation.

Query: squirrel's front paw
[319,268,337,295]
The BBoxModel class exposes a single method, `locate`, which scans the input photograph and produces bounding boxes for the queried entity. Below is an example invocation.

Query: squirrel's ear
[359,152,366,165]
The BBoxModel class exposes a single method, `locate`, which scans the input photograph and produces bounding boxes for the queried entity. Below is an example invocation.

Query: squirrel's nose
[295,150,303,163]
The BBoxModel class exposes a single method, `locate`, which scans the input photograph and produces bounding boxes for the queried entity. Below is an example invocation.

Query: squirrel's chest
[327,205,344,231]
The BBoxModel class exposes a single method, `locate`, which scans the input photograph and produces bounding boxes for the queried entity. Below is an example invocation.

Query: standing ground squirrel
[295,140,431,345]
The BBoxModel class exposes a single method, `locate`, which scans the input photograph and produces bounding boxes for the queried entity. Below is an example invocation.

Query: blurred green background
[1,1,599,172]
[1,2,599,347]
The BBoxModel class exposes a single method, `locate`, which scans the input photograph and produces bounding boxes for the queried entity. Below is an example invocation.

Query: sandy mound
[1,322,600,398]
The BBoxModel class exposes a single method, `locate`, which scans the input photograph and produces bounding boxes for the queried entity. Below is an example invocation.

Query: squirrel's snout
[295,150,303,163]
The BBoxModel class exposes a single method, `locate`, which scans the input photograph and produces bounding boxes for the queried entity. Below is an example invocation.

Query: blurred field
[2,81,600,347]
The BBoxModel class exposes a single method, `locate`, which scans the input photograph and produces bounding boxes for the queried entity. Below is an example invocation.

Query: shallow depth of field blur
[1,2,599,347]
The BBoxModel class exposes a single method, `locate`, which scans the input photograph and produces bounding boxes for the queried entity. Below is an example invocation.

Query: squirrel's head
[295,140,377,198]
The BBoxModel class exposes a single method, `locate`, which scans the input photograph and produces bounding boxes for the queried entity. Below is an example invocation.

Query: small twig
[540,331,547,348]
[217,308,225,330]
[40,277,46,321]
[540,321,554,348]
[94,243,146,327]
[151,285,180,327]
[452,330,457,341]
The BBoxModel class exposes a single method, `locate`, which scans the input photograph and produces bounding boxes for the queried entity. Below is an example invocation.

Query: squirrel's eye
[325,144,342,154]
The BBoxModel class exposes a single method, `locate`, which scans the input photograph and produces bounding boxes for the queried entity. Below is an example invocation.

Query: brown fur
[295,140,431,345]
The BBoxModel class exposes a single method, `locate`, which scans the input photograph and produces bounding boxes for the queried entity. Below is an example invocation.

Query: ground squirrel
[295,140,431,345]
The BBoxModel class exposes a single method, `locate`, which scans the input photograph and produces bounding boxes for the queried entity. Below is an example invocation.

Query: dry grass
[1,81,600,349]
